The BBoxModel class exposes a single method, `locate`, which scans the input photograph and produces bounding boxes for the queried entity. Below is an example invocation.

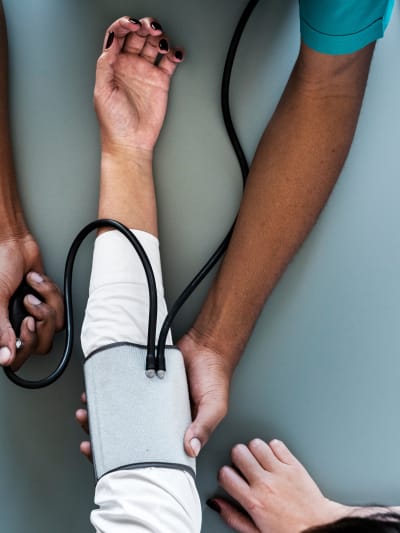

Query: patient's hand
[94,16,184,157]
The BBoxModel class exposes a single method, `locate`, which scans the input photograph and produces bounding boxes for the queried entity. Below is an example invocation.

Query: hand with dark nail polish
[95,16,185,155]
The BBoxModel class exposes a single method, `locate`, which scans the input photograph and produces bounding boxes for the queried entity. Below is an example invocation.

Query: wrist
[179,329,236,380]
[98,147,158,235]
[101,141,154,164]
[0,182,28,241]
[100,149,154,184]
[190,290,252,368]
[0,217,28,241]
[101,146,153,178]
[186,318,244,374]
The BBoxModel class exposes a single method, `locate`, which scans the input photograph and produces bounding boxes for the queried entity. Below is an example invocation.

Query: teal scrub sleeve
[299,0,395,55]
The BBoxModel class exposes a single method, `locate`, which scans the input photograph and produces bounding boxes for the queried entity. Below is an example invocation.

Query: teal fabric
[299,0,395,54]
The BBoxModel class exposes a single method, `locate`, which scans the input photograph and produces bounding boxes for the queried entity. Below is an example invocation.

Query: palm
[96,54,171,151]
[94,16,183,152]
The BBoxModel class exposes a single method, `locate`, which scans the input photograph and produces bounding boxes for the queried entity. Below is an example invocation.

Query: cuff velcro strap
[84,343,195,481]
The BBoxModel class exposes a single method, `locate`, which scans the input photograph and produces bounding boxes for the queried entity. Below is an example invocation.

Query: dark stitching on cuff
[84,341,179,363]
[96,462,196,483]
[300,15,382,38]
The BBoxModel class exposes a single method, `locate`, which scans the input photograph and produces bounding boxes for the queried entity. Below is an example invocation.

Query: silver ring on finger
[15,338,24,351]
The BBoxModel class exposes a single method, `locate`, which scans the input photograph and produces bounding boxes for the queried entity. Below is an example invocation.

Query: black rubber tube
[4,219,158,388]
[156,0,260,371]
[4,0,261,386]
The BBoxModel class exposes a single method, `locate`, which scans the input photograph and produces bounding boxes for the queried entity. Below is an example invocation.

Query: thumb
[184,396,227,457]
[207,499,259,533]
[0,297,16,366]
[96,17,137,95]
[95,40,119,96]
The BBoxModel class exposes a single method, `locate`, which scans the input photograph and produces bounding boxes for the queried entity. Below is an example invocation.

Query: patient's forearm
[99,150,158,237]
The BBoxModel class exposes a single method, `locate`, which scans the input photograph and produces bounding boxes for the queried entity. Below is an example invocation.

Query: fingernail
[27,294,41,306]
[150,21,162,31]
[159,39,169,52]
[190,437,202,457]
[105,31,114,49]
[29,271,43,283]
[0,347,11,365]
[206,499,221,514]
[175,50,183,61]
[27,317,36,333]
[129,18,141,25]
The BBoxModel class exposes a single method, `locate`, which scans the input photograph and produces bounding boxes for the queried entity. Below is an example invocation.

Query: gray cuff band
[84,343,196,481]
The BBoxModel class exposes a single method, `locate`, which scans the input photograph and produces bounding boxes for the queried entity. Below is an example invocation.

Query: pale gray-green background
[2,0,400,531]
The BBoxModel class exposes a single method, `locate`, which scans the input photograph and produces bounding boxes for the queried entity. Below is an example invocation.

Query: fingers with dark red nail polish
[175,50,184,61]
[159,38,169,52]
[151,21,162,31]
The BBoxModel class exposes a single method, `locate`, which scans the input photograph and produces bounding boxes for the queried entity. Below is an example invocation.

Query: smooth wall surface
[2,0,400,531]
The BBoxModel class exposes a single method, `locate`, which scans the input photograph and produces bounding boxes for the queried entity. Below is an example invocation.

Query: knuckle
[34,304,53,323]
[245,496,261,514]
[45,305,56,322]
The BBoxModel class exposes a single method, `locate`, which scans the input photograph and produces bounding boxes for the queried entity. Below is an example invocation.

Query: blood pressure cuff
[84,343,196,481]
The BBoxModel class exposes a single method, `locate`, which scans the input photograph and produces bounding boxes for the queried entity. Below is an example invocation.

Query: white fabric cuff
[81,229,172,357]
